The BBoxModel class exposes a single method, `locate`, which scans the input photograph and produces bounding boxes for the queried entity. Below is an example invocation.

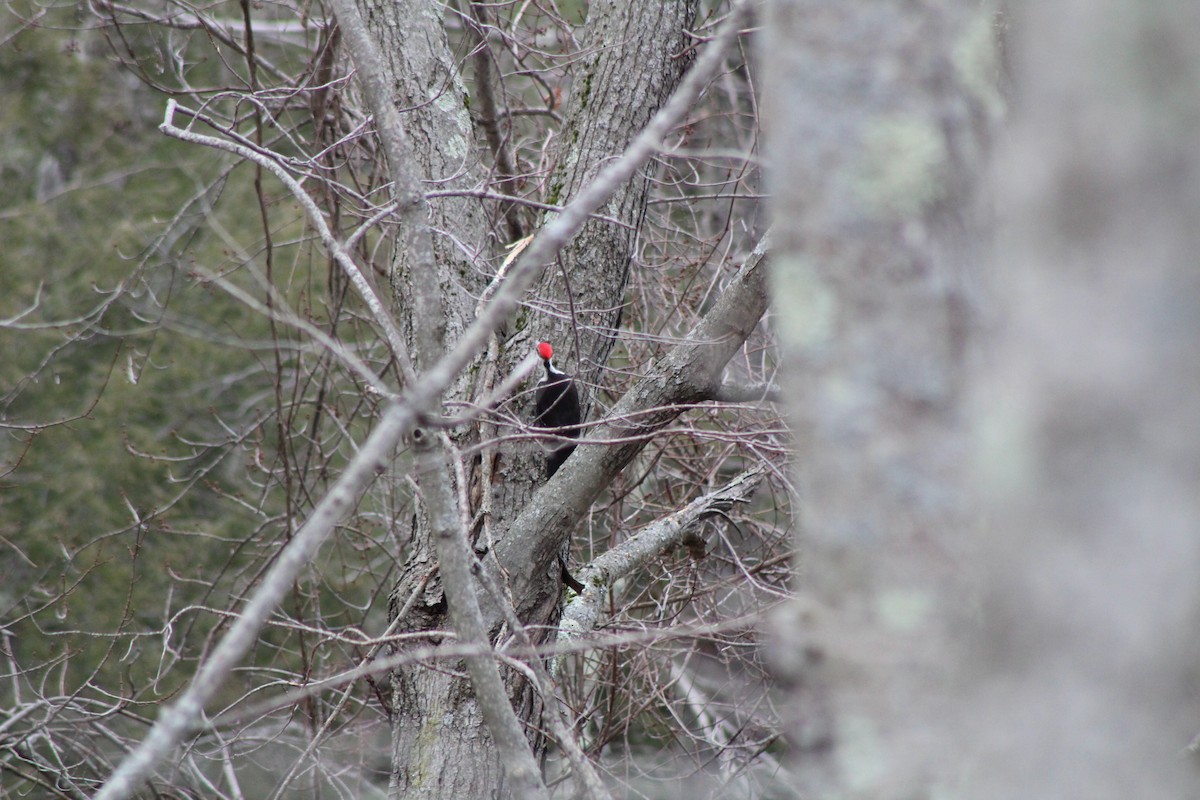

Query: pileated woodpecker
[534,341,582,479]
[533,341,586,594]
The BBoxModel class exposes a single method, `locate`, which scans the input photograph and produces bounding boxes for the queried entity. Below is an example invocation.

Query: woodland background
[2,0,1199,798]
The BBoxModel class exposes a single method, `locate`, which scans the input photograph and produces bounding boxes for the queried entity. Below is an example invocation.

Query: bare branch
[93,404,414,800]
[404,0,758,418]
[204,609,774,732]
[461,0,524,240]
[159,100,415,385]
[713,380,783,404]
[559,468,765,641]
[495,236,771,614]
[413,432,550,800]
[190,265,394,399]
[471,560,612,800]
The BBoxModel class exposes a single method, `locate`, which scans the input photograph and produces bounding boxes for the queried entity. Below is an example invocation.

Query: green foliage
[0,5,384,710]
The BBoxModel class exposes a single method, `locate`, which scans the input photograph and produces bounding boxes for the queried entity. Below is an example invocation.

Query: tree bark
[358,0,492,353]
[958,3,1200,795]
[493,237,769,622]
[761,1,993,794]
[371,2,701,796]
[532,0,699,394]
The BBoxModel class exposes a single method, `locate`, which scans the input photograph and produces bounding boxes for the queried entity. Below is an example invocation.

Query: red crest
[536,342,554,360]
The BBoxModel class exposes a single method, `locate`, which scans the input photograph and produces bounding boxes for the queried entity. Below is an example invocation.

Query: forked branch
[559,467,766,641]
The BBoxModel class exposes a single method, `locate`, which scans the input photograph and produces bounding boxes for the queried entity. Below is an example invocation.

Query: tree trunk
[760,1,994,794]
[958,3,1200,795]
[374,2,699,795]
[357,0,492,371]
[533,0,699,390]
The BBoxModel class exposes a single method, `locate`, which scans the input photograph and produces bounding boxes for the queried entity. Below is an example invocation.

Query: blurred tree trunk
[765,0,1200,796]
[760,1,994,794]
[960,2,1200,796]
[373,2,698,796]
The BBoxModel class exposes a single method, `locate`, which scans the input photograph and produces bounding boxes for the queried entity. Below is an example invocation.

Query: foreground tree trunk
[765,0,1200,796]
[761,1,993,794]
[958,2,1200,795]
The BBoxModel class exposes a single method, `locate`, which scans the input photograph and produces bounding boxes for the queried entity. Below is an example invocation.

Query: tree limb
[495,235,771,617]
[93,404,415,800]
[413,432,550,800]
[559,467,765,642]
[713,380,783,404]
[462,0,524,241]
[471,560,612,800]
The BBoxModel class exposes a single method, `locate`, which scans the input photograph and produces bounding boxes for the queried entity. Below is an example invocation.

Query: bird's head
[536,341,554,361]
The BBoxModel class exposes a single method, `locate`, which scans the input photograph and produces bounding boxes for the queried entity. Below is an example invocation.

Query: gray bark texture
[761,0,994,794]
[766,0,1200,796]
[363,1,704,796]
[531,0,699,392]
[958,2,1200,795]
[358,0,491,382]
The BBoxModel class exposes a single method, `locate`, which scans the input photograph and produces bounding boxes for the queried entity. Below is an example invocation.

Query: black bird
[534,341,582,478]
[533,341,586,594]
